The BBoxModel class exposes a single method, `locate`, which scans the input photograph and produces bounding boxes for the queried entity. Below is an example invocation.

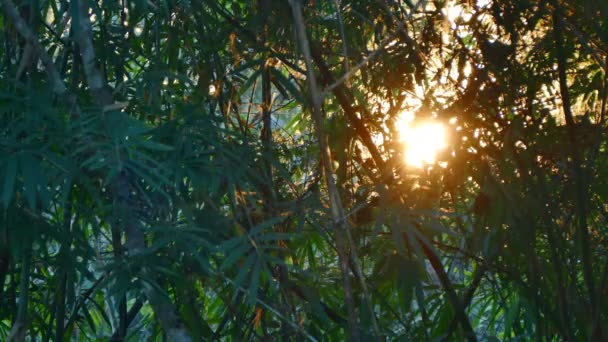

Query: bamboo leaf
[2,157,18,208]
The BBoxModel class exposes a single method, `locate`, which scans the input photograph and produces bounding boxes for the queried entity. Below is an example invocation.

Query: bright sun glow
[398,115,448,168]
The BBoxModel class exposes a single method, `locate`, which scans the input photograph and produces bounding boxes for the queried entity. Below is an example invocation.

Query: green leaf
[220,242,249,271]
[232,253,257,288]
[138,139,174,152]
[248,216,287,238]
[270,68,306,105]
[20,154,39,209]
[235,68,262,99]
[2,157,18,208]
[398,259,419,310]
[247,258,261,305]
[504,297,520,337]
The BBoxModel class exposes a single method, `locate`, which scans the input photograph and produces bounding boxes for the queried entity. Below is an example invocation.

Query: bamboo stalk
[288,1,362,340]
[71,2,192,340]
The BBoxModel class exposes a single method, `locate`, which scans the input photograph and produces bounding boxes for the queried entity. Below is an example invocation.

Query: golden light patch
[398,114,448,168]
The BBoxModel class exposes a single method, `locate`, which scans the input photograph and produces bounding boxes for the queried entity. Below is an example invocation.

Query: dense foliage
[1,0,607,340]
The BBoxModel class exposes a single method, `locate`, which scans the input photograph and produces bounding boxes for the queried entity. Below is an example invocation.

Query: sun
[397,114,448,168]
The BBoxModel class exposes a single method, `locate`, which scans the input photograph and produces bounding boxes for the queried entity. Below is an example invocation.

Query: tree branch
[322,0,427,95]
[415,235,477,342]
[109,299,144,342]
[1,0,80,116]
[442,265,486,341]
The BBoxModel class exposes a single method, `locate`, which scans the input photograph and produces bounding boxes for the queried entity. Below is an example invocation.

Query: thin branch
[416,235,477,342]
[588,56,608,167]
[41,20,69,47]
[322,40,388,96]
[552,2,597,319]
[224,277,319,342]
[7,249,31,342]
[207,0,307,76]
[2,0,64,94]
[309,46,386,173]
[109,299,144,342]
[72,0,113,105]
[333,0,350,75]
[322,0,426,96]
[442,265,486,341]
[561,17,607,72]
[54,195,74,342]
[64,273,109,333]
[285,280,347,326]
[1,0,80,116]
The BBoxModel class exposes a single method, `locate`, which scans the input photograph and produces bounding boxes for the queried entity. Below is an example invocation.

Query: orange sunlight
[398,113,447,168]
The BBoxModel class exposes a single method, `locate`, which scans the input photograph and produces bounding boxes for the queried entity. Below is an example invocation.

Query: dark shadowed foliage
[1,0,607,340]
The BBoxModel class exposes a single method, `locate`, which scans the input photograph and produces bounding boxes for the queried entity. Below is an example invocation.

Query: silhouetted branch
[109,299,144,342]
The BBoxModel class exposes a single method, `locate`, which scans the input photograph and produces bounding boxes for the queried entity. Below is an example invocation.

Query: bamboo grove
[1,0,607,340]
